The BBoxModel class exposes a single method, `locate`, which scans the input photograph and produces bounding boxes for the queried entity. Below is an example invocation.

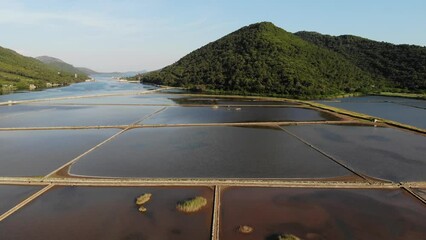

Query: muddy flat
[220,187,426,240]
[0,186,213,240]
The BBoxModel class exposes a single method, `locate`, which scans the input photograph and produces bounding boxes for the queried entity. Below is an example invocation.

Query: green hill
[0,47,87,94]
[76,67,98,75]
[36,56,88,76]
[295,31,426,92]
[140,22,389,98]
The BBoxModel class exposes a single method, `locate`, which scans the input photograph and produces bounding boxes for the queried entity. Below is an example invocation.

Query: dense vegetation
[140,22,392,98]
[176,196,207,213]
[0,47,87,94]
[141,22,426,98]
[295,31,426,92]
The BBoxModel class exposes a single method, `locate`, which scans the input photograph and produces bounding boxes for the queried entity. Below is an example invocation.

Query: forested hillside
[295,31,426,92]
[36,56,88,76]
[140,22,425,98]
[140,22,389,98]
[0,47,87,94]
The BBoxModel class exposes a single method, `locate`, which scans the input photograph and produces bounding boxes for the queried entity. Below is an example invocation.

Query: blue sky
[1,0,425,72]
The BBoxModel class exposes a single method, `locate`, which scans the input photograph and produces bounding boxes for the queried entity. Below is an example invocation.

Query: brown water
[0,105,161,128]
[143,107,339,124]
[0,186,213,240]
[0,129,119,176]
[0,185,42,215]
[70,126,351,178]
[282,125,426,182]
[220,187,426,240]
[413,189,426,199]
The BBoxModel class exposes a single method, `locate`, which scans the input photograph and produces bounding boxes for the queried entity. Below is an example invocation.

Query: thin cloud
[0,7,159,36]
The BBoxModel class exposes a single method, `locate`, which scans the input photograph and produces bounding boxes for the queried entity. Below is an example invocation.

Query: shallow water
[413,189,426,199]
[70,126,351,178]
[0,186,213,240]
[143,106,339,124]
[48,93,182,105]
[0,129,118,176]
[0,185,42,215]
[317,96,426,129]
[283,125,426,182]
[50,95,290,106]
[171,97,299,106]
[0,75,150,102]
[220,187,426,240]
[0,105,161,128]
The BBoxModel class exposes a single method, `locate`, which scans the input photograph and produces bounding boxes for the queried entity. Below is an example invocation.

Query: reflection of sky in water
[316,96,426,129]
[50,94,181,105]
[71,126,351,178]
[284,125,426,182]
[0,105,161,128]
[221,187,426,240]
[0,186,213,240]
[0,185,42,215]
[0,75,150,102]
[0,129,119,176]
[143,107,339,124]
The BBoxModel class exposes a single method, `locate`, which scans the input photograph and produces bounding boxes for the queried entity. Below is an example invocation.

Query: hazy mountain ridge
[36,55,89,76]
[76,67,98,75]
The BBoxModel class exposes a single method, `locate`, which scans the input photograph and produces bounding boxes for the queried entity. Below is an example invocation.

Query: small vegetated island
[176,196,207,213]
[138,22,426,99]
[135,193,152,213]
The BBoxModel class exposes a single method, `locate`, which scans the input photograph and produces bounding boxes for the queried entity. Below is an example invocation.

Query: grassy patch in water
[176,196,207,213]
[135,193,152,213]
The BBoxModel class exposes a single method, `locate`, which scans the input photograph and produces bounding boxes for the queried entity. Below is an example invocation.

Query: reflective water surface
[317,96,426,129]
[71,126,351,178]
[49,93,182,105]
[0,185,42,215]
[143,107,340,124]
[220,187,426,240]
[0,75,151,102]
[283,125,426,182]
[171,97,300,106]
[413,189,426,199]
[0,129,118,176]
[0,105,161,128]
[0,186,213,240]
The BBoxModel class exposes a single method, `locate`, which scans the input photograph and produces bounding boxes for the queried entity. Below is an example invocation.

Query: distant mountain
[36,55,88,77]
[295,31,426,91]
[102,70,147,78]
[140,22,387,98]
[35,55,65,64]
[0,47,87,94]
[76,67,98,75]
